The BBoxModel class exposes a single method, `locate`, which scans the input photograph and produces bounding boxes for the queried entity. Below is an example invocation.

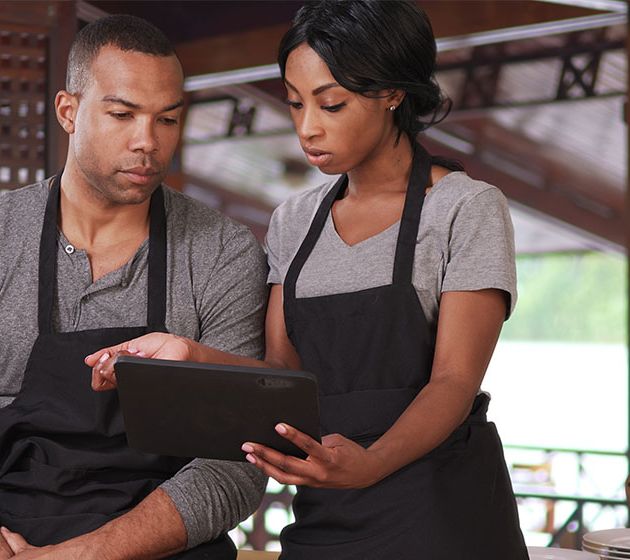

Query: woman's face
[284,43,399,175]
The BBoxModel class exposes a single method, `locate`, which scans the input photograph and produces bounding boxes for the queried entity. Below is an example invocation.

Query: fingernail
[98,352,110,364]
[241,443,254,453]
[276,423,288,435]
[136,351,146,357]
[128,347,138,354]
[245,454,256,464]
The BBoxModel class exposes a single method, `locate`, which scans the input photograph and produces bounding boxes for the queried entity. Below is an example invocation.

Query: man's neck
[58,166,152,282]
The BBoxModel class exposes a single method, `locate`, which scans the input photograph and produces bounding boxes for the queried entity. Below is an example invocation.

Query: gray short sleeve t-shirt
[266,172,517,330]
[0,180,268,548]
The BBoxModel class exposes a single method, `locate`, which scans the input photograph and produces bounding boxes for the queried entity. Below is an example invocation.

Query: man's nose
[130,120,159,153]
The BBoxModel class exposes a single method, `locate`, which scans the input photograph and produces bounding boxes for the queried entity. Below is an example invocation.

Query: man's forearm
[52,488,187,560]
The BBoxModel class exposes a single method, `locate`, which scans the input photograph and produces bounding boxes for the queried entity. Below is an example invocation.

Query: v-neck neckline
[325,212,400,250]
[325,171,457,248]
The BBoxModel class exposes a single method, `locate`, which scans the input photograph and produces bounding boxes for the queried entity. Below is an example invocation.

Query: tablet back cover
[115,356,320,461]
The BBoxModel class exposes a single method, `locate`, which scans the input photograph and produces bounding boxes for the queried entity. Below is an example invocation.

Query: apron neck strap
[283,144,432,301]
[392,143,431,286]
[283,173,348,302]
[38,172,168,335]
[146,185,167,332]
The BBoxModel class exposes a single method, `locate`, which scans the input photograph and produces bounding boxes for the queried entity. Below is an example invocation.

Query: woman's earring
[388,105,397,112]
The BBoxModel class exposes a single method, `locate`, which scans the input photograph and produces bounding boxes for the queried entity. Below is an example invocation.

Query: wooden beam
[173,0,605,78]
[421,0,605,38]
[443,118,625,215]
[0,1,56,27]
[175,23,289,78]
[422,134,624,249]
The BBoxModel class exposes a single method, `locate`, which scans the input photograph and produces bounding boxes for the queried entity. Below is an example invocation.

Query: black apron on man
[280,145,528,559]
[0,174,234,559]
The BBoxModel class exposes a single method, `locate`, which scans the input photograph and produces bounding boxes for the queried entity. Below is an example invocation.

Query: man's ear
[55,90,79,134]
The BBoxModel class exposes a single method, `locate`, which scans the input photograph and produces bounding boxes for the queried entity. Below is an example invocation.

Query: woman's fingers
[241,428,332,486]
[274,423,329,461]
[242,450,308,486]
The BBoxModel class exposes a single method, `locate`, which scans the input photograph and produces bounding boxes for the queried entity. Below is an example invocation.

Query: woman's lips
[303,149,333,167]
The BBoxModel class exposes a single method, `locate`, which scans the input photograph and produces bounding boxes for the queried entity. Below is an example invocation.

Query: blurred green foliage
[501,252,627,343]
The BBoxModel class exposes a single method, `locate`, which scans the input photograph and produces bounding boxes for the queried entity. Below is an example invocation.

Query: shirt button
[65,244,75,254]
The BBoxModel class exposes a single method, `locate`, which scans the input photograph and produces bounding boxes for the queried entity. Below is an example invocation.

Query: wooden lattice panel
[0,21,47,189]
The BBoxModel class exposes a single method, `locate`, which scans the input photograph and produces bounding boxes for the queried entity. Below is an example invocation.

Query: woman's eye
[285,99,303,110]
[322,102,346,113]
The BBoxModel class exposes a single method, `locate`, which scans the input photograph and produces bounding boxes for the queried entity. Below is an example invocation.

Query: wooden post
[46,0,76,175]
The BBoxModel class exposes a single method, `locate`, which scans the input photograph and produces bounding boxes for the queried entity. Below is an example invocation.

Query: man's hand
[0,528,14,558]
[85,333,193,391]
[0,528,62,559]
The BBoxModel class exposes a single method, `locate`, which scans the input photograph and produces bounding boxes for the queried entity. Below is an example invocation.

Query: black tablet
[114,356,320,462]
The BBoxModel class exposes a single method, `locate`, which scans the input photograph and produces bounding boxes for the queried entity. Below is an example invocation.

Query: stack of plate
[583,529,630,558]
[528,546,598,559]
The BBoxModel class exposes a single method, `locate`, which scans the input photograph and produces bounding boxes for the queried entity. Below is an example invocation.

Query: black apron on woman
[0,174,235,559]
[280,146,528,559]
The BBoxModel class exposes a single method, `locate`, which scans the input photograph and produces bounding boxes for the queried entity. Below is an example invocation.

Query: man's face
[69,45,184,205]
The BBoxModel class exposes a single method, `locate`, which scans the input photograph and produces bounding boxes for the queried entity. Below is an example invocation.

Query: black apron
[0,174,235,559]
[280,146,528,559]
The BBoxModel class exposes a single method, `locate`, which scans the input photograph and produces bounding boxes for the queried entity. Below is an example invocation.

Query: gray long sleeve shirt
[0,179,268,548]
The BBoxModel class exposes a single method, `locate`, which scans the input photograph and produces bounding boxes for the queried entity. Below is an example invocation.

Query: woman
[87,2,528,557]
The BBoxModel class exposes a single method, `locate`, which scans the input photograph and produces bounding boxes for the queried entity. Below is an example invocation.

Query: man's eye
[160,117,179,125]
[110,112,131,120]
[322,103,345,113]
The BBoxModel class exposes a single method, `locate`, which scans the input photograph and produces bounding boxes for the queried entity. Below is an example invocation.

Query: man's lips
[303,148,332,166]
[119,168,159,185]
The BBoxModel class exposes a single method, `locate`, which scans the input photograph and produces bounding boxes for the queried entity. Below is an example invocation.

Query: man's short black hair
[66,14,175,94]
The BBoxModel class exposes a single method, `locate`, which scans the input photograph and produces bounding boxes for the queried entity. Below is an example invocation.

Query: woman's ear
[387,89,406,110]
[55,90,79,134]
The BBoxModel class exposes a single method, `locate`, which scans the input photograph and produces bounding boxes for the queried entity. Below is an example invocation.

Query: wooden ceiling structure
[96,0,629,252]
[0,0,627,251]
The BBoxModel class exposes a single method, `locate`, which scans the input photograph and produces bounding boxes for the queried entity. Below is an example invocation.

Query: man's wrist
[183,336,202,363]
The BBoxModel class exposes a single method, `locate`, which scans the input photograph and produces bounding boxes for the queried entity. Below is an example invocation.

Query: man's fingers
[90,348,147,391]
[85,346,116,366]
[0,527,30,554]
[0,528,12,558]
[90,352,117,391]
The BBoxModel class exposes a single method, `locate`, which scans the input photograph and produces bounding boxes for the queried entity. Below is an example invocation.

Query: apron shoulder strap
[37,176,168,334]
[283,175,347,302]
[392,144,431,286]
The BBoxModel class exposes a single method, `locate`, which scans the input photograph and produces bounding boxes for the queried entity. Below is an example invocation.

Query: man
[0,14,267,559]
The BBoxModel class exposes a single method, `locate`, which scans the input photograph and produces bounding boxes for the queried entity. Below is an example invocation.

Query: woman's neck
[345,133,414,199]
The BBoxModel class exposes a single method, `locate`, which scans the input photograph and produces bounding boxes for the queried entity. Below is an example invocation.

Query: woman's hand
[241,424,385,489]
[84,333,193,392]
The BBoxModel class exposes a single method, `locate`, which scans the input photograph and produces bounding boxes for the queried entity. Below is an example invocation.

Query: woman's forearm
[367,375,479,482]
[185,337,293,371]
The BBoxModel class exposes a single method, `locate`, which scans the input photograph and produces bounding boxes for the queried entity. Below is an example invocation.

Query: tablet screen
[115,356,320,461]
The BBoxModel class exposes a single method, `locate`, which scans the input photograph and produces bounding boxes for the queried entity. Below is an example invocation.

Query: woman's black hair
[278,0,463,171]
